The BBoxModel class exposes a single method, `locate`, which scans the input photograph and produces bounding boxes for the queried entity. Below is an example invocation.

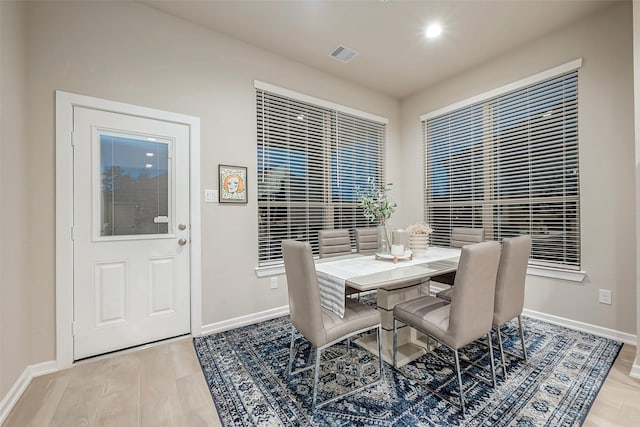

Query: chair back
[318,229,351,258]
[282,240,325,345]
[451,227,484,248]
[493,235,532,326]
[448,241,501,347]
[355,227,378,254]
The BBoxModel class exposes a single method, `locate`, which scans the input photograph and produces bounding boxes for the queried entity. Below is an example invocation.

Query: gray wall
[399,2,636,334]
[0,1,636,399]
[25,0,401,364]
[634,0,640,371]
[0,0,31,396]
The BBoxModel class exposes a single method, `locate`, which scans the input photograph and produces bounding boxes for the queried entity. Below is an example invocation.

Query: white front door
[72,106,191,360]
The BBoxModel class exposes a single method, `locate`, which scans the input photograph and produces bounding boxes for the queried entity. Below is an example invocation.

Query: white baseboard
[198,304,637,347]
[30,360,58,377]
[199,305,290,336]
[0,366,31,425]
[523,308,637,345]
[0,360,57,425]
[630,363,640,379]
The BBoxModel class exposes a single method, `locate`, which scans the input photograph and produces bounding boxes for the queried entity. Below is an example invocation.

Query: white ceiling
[143,0,614,99]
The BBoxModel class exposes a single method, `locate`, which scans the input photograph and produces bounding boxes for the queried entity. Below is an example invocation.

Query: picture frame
[219,164,248,204]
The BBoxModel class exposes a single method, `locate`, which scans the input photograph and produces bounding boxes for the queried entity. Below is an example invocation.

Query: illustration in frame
[219,165,247,203]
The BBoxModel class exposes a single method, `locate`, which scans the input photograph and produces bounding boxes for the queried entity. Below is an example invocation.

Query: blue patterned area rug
[193,313,621,426]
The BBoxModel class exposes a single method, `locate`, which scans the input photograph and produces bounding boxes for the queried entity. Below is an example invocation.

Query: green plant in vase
[357,181,397,254]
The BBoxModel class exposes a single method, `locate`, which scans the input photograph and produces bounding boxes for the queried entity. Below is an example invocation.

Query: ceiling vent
[329,45,358,63]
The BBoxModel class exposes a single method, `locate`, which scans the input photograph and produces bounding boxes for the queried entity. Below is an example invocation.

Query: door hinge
[72,321,77,336]
[71,131,75,146]
[71,226,77,241]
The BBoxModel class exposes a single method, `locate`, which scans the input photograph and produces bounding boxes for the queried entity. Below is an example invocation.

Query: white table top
[315,246,460,293]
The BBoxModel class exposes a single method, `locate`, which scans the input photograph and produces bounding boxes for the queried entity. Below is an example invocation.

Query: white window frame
[420,59,586,281]
[254,82,388,270]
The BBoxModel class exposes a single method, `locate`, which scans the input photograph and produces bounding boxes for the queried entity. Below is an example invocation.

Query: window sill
[255,265,285,278]
[526,265,586,282]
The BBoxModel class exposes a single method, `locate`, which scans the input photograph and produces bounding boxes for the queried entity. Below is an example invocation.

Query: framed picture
[219,165,247,204]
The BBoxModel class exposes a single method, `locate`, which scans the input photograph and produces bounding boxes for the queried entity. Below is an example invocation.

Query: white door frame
[55,91,202,369]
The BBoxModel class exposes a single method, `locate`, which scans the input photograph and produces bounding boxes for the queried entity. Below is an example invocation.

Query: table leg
[355,280,431,367]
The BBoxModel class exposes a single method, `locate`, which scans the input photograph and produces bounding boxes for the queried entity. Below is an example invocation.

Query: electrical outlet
[598,289,612,305]
[270,277,278,289]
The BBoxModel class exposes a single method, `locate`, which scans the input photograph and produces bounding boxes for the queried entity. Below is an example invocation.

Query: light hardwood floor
[3,338,220,427]
[584,344,640,426]
[3,339,639,426]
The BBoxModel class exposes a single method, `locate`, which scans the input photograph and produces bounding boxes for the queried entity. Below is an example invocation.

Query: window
[422,68,580,269]
[100,133,170,236]
[257,86,386,266]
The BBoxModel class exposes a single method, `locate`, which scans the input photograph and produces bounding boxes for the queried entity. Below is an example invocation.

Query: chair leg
[486,332,497,388]
[518,315,528,362]
[495,325,507,378]
[311,347,322,412]
[392,318,398,368]
[453,349,466,416]
[377,326,384,379]
[287,325,296,376]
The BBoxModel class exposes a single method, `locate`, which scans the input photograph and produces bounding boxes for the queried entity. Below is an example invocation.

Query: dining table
[315,246,461,367]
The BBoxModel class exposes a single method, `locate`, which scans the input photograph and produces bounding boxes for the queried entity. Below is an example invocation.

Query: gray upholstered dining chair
[355,227,378,254]
[318,229,352,258]
[435,235,532,377]
[450,227,485,247]
[351,227,379,299]
[282,240,383,411]
[392,241,501,415]
[433,227,485,292]
[318,229,361,298]
[492,235,532,376]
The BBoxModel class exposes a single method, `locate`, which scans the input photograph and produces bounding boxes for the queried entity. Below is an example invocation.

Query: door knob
[178,238,187,246]
[178,224,187,231]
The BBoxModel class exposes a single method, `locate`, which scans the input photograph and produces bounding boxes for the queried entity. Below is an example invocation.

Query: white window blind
[257,89,385,266]
[423,71,580,269]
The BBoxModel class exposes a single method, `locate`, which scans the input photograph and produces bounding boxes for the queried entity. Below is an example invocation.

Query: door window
[99,132,171,237]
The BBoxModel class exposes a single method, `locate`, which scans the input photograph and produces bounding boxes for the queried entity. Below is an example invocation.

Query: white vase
[409,234,429,257]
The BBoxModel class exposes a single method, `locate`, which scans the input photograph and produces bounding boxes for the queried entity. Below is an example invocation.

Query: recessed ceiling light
[425,23,443,39]
[145,164,153,168]
[146,152,155,157]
